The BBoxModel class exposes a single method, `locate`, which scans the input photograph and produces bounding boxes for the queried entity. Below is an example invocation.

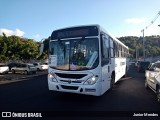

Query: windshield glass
[49,38,99,71]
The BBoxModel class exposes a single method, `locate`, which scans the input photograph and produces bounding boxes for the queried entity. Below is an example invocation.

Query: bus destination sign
[51,26,99,39]
[57,29,89,38]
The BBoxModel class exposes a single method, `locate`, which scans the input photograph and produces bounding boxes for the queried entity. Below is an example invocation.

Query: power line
[141,11,160,32]
[140,11,160,61]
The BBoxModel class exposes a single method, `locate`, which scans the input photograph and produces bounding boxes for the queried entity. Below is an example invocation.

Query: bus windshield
[49,38,99,71]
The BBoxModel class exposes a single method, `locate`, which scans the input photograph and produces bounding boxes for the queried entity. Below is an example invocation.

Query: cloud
[144,24,160,36]
[34,34,40,38]
[0,28,25,37]
[125,18,146,24]
[118,24,160,37]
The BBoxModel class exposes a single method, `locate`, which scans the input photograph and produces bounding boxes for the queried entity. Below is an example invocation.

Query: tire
[157,86,160,103]
[33,71,36,74]
[145,79,149,89]
[24,70,28,75]
[110,73,115,90]
[12,69,15,74]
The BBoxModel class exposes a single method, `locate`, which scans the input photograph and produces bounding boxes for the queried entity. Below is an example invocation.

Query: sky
[0,0,160,41]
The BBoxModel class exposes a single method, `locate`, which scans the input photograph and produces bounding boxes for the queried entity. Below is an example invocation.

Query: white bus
[48,24,129,96]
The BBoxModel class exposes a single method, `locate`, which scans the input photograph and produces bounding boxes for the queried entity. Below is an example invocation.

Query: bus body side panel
[101,64,111,94]
[114,57,127,82]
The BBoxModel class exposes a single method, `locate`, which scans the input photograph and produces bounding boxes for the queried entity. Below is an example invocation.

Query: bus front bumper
[48,79,102,96]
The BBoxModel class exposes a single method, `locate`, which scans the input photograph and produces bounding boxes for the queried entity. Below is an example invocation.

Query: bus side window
[110,37,114,58]
[101,34,109,66]
[114,41,118,57]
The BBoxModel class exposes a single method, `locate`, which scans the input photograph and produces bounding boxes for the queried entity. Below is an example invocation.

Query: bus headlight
[48,73,57,82]
[84,76,98,85]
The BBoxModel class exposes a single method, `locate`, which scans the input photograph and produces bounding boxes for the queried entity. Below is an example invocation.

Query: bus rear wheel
[110,73,115,90]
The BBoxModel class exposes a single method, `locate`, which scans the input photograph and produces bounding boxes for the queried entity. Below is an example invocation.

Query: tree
[0,35,40,61]
[119,36,160,58]
[0,34,159,61]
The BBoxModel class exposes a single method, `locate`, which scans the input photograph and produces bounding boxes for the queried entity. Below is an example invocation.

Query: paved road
[0,64,160,118]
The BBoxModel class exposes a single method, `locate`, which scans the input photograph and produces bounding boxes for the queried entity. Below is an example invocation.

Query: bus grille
[61,85,78,90]
[55,73,87,79]
[60,80,82,84]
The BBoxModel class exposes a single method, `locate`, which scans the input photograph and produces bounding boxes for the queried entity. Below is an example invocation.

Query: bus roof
[99,25,128,49]
[51,24,128,49]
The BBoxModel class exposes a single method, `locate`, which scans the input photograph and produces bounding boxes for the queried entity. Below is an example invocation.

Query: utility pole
[140,11,160,61]
[136,46,138,61]
[136,37,140,61]
[142,29,145,61]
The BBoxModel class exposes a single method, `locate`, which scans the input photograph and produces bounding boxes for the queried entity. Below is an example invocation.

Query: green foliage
[0,33,41,61]
[43,37,50,53]
[0,55,9,61]
[118,36,160,58]
[0,33,159,61]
